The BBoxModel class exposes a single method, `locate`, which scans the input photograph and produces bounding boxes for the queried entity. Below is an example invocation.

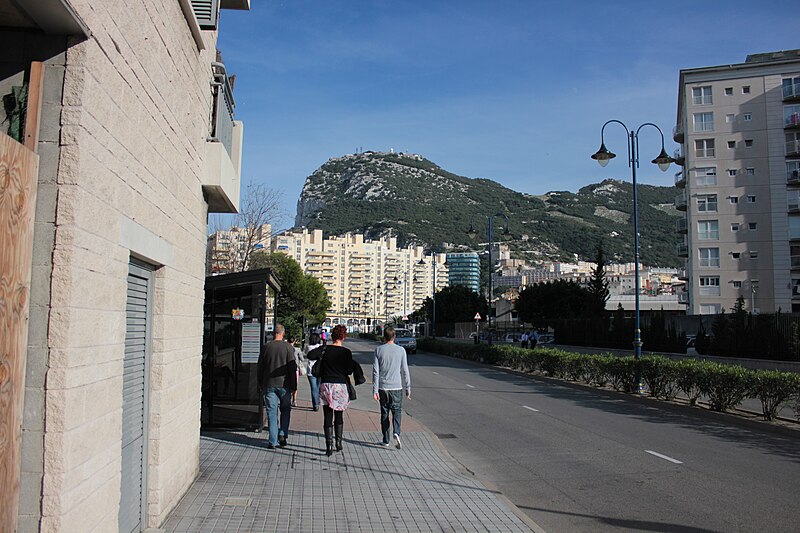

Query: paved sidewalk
[160,393,537,533]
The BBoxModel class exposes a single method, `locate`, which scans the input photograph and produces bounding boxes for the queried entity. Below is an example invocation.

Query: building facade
[273,229,448,329]
[1,1,247,531]
[446,252,481,293]
[675,50,800,314]
[206,223,271,274]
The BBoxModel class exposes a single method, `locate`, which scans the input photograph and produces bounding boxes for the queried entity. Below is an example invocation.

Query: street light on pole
[417,252,441,338]
[591,120,674,374]
[468,213,511,345]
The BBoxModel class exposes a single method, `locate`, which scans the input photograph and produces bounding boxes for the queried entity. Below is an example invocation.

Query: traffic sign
[474,313,481,321]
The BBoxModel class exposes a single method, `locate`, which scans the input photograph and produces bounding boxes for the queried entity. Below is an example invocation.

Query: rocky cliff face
[293,151,682,266]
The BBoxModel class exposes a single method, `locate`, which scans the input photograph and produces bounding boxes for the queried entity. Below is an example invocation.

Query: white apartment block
[273,229,448,328]
[207,223,271,274]
[2,1,248,532]
[675,50,800,314]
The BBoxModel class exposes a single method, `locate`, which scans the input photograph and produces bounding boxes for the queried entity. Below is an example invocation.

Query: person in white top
[372,326,411,449]
[303,332,323,410]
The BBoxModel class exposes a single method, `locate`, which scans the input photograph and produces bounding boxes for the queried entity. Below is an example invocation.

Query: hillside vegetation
[294,151,681,266]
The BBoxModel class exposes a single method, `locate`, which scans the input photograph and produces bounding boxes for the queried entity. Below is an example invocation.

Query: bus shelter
[201,269,280,429]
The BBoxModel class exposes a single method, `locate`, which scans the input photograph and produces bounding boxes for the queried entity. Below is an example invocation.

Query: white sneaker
[376,441,390,447]
[393,433,402,449]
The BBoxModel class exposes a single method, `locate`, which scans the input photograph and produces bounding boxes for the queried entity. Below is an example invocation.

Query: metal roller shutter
[119,262,153,533]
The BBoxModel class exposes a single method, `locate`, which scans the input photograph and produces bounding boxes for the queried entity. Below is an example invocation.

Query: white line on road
[465,384,475,388]
[432,371,439,375]
[522,405,539,412]
[645,450,683,464]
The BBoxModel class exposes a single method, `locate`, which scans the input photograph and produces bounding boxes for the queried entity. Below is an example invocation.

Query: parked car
[394,329,417,354]
[501,332,524,344]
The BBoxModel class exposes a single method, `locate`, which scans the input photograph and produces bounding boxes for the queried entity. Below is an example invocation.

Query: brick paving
[160,393,536,533]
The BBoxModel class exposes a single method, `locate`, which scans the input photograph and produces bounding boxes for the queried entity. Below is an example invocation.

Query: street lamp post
[418,253,440,338]
[468,213,510,345]
[591,120,674,375]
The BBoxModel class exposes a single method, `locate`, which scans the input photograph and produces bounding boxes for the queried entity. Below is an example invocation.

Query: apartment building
[273,229,448,328]
[1,1,247,531]
[445,252,481,293]
[675,50,800,314]
[206,223,271,274]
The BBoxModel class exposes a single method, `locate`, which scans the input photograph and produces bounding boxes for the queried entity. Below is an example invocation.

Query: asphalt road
[348,338,800,533]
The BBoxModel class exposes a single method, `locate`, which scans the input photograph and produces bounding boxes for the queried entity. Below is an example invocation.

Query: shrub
[674,359,707,406]
[701,363,751,412]
[640,356,680,400]
[750,370,800,421]
[586,355,612,387]
[605,356,639,393]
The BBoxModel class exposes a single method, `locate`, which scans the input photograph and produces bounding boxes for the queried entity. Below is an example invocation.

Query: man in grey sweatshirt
[372,326,411,448]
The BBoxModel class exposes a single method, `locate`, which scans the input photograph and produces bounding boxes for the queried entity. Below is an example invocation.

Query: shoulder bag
[310,346,326,378]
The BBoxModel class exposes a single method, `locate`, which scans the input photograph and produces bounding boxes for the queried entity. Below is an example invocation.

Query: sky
[216,0,800,230]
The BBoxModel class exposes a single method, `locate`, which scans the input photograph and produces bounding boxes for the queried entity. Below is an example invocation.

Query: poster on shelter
[241,322,260,363]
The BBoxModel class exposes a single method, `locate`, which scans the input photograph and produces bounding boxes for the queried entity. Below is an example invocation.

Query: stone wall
[18,1,220,531]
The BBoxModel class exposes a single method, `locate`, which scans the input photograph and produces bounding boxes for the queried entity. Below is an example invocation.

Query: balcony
[784,81,800,101]
[788,169,800,185]
[678,292,689,305]
[792,255,800,269]
[673,124,684,143]
[674,193,687,211]
[787,140,800,157]
[785,112,800,129]
[676,243,689,257]
[203,62,243,213]
[674,171,685,188]
[673,148,685,167]
[678,271,689,281]
[790,198,800,213]
[676,218,688,234]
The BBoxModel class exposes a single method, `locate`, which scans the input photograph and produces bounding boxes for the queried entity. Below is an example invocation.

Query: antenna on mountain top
[390,148,394,154]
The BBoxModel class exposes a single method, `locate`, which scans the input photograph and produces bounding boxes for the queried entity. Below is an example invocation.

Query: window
[727,169,737,177]
[699,248,720,267]
[698,220,719,240]
[785,104,800,127]
[790,216,800,239]
[746,168,755,176]
[725,87,733,96]
[727,140,736,149]
[747,195,756,203]
[700,303,722,314]
[699,276,721,296]
[731,223,740,232]
[749,222,757,230]
[783,77,800,99]
[731,251,741,259]
[743,113,752,121]
[749,251,759,259]
[694,112,714,132]
[729,196,739,204]
[732,280,742,288]
[787,132,800,155]
[695,139,715,157]
[789,161,800,181]
[697,194,718,212]
[744,139,753,147]
[692,86,713,105]
[726,114,735,124]
[695,167,717,186]
[742,86,750,94]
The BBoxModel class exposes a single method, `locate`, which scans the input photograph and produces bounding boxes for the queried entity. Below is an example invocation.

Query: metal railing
[209,62,236,160]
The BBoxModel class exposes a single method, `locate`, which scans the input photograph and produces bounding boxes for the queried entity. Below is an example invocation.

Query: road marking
[522,405,539,412]
[465,384,475,388]
[645,450,683,464]
[432,371,439,375]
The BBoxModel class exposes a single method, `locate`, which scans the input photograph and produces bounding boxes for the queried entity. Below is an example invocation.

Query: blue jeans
[307,374,320,408]
[264,387,292,446]
[379,389,403,444]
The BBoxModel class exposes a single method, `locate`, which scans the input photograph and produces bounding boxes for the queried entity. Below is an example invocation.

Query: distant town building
[206,223,271,274]
[446,252,481,293]
[273,229,447,329]
[675,49,800,314]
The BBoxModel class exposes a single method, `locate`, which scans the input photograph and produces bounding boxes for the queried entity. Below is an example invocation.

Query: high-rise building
[675,50,800,314]
[273,229,448,328]
[206,223,271,274]
[446,252,481,293]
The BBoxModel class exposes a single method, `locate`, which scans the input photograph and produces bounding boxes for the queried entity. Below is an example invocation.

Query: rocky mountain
[295,151,682,266]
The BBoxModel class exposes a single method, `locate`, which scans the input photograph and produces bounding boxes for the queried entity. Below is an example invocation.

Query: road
[349,338,800,533]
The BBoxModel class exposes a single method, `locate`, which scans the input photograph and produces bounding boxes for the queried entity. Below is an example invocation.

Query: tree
[248,252,330,338]
[587,242,610,316]
[208,183,287,272]
[416,286,485,325]
[515,280,591,325]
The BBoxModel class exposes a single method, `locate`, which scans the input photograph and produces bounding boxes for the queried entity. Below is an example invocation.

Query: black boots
[334,423,344,452]
[324,426,334,456]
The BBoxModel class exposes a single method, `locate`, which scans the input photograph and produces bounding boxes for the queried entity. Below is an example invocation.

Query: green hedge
[417,338,800,422]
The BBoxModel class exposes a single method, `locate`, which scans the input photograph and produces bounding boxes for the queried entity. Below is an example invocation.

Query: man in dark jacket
[257,324,297,449]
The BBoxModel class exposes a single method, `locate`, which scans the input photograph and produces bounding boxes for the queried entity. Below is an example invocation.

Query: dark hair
[308,332,321,345]
[331,324,347,341]
[383,326,396,342]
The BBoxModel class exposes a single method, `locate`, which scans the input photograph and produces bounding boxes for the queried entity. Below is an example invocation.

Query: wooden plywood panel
[0,131,39,533]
